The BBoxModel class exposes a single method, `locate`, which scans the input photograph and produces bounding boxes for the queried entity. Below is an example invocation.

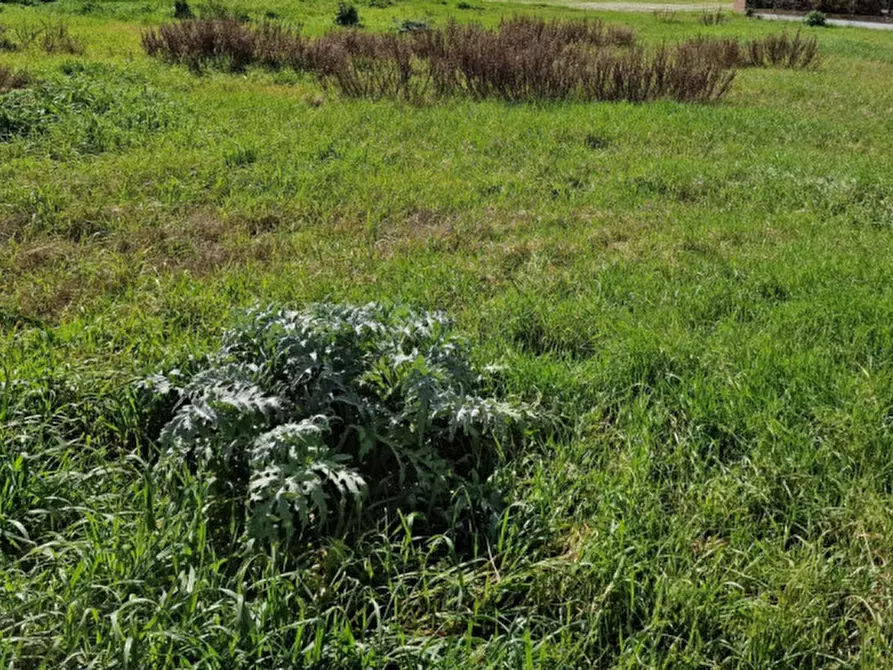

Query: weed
[146,303,533,544]
[224,143,258,166]
[0,25,17,51]
[144,17,735,103]
[311,21,727,103]
[198,0,245,20]
[0,21,84,54]
[584,133,609,149]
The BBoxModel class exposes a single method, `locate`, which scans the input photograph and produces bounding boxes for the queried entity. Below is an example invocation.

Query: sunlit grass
[3,0,893,666]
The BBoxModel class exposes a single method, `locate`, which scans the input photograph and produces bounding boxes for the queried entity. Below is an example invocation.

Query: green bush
[334,2,360,26]
[805,10,828,24]
[147,303,533,544]
[173,0,194,19]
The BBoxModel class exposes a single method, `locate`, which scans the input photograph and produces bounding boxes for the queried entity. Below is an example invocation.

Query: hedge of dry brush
[142,18,817,104]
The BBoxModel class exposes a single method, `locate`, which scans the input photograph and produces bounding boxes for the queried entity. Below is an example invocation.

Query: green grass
[3,0,893,666]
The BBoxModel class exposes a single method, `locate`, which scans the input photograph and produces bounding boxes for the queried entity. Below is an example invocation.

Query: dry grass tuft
[678,31,819,69]
[0,65,30,94]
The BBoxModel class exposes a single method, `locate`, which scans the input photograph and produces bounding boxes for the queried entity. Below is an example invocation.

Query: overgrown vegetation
[143,17,742,103]
[0,63,173,158]
[148,303,533,545]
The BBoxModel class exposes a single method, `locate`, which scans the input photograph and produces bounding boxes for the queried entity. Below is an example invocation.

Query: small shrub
[11,23,43,50]
[174,0,194,19]
[749,30,818,67]
[147,303,533,543]
[805,10,827,26]
[335,2,360,27]
[0,65,29,93]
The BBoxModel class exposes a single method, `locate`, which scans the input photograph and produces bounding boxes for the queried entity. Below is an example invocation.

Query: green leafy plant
[805,10,827,26]
[147,303,533,544]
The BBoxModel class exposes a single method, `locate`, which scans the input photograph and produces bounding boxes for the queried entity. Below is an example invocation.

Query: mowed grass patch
[4,0,893,667]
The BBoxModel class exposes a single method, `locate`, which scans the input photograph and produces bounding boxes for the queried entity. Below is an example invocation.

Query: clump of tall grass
[0,21,85,54]
[699,9,726,25]
[678,31,819,69]
[40,22,85,55]
[142,17,305,72]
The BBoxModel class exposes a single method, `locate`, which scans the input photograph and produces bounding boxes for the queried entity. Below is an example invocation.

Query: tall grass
[0,21,85,54]
[678,31,819,69]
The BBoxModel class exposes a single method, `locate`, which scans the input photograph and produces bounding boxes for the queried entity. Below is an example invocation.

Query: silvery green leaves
[153,303,533,544]
[248,419,365,541]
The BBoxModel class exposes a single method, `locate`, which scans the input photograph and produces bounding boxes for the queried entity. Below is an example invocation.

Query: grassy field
[3,0,893,666]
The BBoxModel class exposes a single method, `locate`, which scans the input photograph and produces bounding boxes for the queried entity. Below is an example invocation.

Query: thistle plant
[147,303,533,544]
